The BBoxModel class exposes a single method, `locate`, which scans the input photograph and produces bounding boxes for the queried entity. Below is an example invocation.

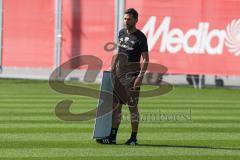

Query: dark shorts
[112,72,140,106]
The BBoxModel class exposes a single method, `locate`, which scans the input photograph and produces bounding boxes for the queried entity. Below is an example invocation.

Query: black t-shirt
[118,28,148,62]
[115,28,148,77]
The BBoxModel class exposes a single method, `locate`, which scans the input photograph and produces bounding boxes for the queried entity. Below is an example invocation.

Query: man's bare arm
[133,52,149,89]
[138,52,149,78]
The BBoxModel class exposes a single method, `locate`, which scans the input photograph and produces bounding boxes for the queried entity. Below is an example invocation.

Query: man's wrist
[137,73,144,78]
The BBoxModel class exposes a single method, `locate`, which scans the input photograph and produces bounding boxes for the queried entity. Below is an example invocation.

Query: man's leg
[129,105,139,133]
[125,104,139,145]
[109,103,122,140]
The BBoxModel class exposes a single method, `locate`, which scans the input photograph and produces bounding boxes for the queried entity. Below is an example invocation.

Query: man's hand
[133,76,143,89]
[111,54,118,73]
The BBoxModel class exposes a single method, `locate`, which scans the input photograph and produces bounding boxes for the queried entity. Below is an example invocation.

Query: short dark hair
[124,8,138,19]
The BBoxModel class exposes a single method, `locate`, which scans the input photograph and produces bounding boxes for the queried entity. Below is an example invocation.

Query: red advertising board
[2,0,240,76]
[3,0,55,68]
[61,0,115,70]
[127,0,240,75]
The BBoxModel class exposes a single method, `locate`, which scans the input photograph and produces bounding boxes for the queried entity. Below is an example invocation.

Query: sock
[130,131,137,140]
[109,127,118,140]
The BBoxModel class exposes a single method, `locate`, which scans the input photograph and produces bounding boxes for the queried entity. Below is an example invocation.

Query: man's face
[124,14,137,30]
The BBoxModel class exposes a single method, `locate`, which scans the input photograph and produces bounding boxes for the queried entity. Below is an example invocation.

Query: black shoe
[96,137,116,144]
[125,138,138,145]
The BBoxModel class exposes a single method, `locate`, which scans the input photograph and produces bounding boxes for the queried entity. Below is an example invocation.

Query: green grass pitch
[0,78,240,160]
